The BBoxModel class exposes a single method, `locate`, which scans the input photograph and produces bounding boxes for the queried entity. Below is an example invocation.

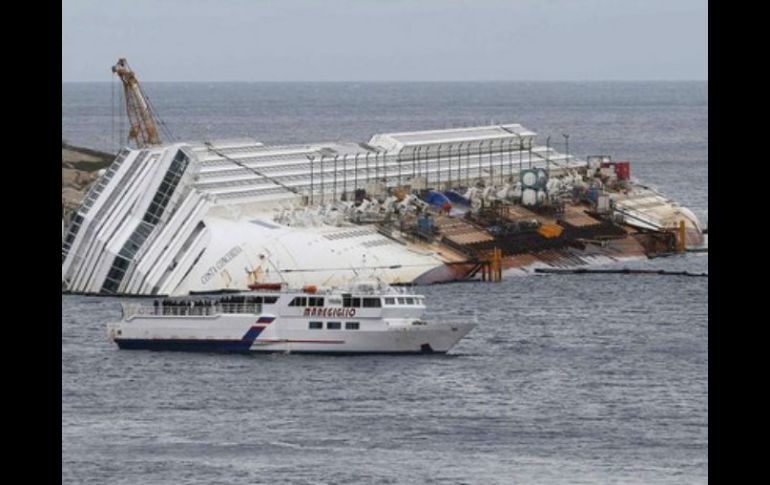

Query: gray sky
[62,0,707,82]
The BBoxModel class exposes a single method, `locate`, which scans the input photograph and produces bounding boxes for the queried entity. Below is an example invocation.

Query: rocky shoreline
[62,142,114,219]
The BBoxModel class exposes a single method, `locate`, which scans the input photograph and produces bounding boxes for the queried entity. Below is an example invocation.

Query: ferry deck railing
[121,303,263,319]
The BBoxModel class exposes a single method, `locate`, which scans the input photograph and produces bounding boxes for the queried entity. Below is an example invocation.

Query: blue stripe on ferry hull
[115,325,268,353]
[241,326,266,341]
[115,338,255,352]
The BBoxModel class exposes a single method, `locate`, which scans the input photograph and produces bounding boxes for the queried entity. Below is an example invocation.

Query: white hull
[108,313,475,354]
[611,186,705,248]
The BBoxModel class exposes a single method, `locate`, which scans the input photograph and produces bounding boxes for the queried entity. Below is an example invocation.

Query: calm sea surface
[62,82,707,484]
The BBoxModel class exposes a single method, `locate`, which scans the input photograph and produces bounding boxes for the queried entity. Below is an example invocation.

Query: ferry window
[342,294,352,307]
[264,297,278,304]
[308,297,324,307]
[397,297,406,305]
[384,297,396,305]
[289,296,307,307]
[345,322,360,330]
[363,298,382,308]
[327,321,341,330]
[309,321,322,330]
[352,297,361,308]
[289,297,300,306]
[405,297,415,305]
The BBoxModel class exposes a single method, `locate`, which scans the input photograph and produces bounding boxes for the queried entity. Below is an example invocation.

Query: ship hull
[108,315,475,354]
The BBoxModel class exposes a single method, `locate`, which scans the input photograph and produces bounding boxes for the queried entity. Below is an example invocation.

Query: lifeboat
[248,282,283,291]
[302,285,317,294]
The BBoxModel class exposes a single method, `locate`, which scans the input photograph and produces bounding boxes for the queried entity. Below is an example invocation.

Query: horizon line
[63,78,708,83]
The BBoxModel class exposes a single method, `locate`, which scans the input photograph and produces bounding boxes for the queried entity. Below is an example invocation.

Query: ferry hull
[108,317,475,354]
[114,338,254,352]
[251,324,476,354]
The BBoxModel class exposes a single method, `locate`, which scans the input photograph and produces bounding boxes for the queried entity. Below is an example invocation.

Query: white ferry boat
[107,281,476,354]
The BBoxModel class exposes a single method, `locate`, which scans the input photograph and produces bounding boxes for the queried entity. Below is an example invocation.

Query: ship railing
[121,303,262,319]
[215,303,263,314]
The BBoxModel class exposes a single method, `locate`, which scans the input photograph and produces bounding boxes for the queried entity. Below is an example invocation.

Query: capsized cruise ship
[62,60,704,297]
[61,121,703,296]
[61,124,547,295]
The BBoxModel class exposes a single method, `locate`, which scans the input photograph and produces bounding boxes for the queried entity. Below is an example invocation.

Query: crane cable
[204,142,301,195]
[111,59,175,146]
[140,84,175,143]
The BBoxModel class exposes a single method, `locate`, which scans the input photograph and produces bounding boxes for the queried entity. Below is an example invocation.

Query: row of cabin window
[288,296,324,307]
[343,297,382,308]
[290,296,382,308]
[383,297,424,306]
[309,321,359,330]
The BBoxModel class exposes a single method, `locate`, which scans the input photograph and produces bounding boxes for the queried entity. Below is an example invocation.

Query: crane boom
[112,58,161,147]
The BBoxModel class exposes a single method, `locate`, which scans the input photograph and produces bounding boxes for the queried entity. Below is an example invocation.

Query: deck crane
[112,58,162,147]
